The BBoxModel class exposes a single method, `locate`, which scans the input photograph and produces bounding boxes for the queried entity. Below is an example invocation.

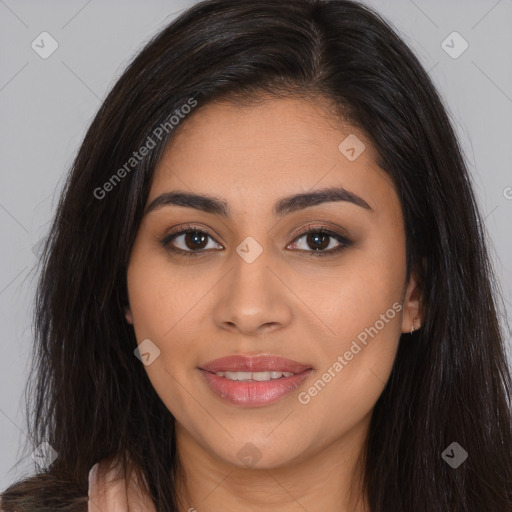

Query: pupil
[186,231,208,250]
[308,233,329,250]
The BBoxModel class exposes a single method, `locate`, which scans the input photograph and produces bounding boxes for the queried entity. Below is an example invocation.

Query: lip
[199,354,313,407]
[200,354,312,374]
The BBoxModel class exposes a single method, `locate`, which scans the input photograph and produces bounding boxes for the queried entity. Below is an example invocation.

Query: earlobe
[401,270,423,334]
[125,307,133,325]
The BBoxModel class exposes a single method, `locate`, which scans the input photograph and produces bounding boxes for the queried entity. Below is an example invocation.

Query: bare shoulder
[88,456,156,512]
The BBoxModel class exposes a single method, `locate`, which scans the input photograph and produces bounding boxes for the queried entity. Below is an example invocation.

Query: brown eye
[160,227,223,257]
[304,232,331,251]
[160,225,352,259]
[182,231,209,250]
[288,227,353,256]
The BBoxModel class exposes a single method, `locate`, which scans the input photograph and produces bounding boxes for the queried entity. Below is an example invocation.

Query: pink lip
[199,354,313,407]
[201,354,312,373]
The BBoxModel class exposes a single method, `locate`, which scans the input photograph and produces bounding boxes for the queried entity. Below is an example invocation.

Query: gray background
[1,0,511,490]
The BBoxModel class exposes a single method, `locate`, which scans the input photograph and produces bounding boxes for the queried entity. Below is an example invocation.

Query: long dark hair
[2,0,511,510]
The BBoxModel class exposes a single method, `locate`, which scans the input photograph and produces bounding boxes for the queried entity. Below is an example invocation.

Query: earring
[410,317,419,334]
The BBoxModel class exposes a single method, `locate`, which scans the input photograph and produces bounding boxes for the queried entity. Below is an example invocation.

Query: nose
[212,242,293,336]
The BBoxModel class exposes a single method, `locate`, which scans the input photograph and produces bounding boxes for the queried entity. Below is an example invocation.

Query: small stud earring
[410,317,419,335]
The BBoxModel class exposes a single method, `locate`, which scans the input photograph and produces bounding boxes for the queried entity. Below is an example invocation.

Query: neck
[174,417,370,512]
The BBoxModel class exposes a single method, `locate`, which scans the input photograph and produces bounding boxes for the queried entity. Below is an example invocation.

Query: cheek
[297,230,405,346]
[126,245,202,339]
[126,245,209,406]
[298,296,403,436]
[296,230,405,410]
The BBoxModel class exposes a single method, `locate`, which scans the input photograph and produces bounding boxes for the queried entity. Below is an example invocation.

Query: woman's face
[125,96,421,470]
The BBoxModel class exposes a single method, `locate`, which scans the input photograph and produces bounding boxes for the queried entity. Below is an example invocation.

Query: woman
[1,0,511,510]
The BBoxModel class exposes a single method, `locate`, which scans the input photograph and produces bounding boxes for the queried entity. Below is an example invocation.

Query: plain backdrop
[1,0,511,490]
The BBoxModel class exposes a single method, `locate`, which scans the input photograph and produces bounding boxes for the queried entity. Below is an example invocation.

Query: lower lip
[200,369,313,407]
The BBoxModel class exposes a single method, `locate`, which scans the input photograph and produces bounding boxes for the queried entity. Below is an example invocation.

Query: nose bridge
[212,232,292,333]
[234,235,271,292]
[231,233,276,305]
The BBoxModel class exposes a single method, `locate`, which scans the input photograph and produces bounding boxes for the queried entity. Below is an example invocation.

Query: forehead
[149,96,393,213]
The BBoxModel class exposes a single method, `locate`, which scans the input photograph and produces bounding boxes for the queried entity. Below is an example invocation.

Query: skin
[125,96,422,512]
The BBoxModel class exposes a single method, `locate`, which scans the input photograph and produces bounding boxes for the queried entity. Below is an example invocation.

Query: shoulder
[0,457,155,512]
[88,457,156,512]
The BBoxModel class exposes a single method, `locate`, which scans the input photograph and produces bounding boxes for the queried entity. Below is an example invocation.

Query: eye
[160,224,352,258]
[160,225,223,257]
[288,226,352,256]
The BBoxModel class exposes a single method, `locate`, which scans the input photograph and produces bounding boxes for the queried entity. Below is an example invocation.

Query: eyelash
[159,224,353,258]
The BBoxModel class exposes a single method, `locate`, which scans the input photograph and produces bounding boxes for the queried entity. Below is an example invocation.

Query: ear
[401,268,422,334]
[125,306,133,325]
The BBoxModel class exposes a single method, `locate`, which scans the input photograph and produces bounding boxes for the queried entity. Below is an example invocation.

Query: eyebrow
[144,186,372,218]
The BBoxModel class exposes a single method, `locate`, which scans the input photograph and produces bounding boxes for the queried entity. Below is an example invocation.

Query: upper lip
[200,354,312,374]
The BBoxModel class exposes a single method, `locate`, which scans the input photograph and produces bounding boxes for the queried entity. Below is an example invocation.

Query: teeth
[215,371,295,381]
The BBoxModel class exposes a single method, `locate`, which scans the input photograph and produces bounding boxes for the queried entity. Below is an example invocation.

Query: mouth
[212,370,296,381]
[199,354,313,407]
